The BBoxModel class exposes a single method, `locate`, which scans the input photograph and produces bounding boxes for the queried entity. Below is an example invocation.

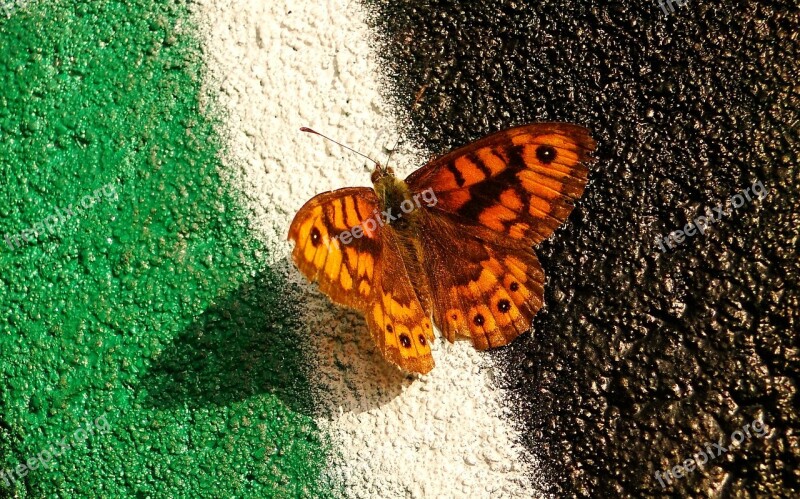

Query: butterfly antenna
[384,84,428,169]
[384,135,402,168]
[300,127,380,168]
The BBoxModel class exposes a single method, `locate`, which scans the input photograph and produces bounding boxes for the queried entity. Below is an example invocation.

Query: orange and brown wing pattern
[287,187,381,310]
[288,187,434,373]
[406,123,595,246]
[417,211,545,350]
[366,229,435,374]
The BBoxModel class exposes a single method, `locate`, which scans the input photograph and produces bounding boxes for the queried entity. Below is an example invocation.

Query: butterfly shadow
[271,255,414,419]
[139,260,410,417]
[139,266,317,415]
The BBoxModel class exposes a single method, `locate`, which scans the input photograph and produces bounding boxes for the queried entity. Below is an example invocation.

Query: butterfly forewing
[406,123,595,246]
[288,187,381,309]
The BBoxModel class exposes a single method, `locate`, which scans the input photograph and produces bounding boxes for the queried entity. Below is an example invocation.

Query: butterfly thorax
[372,166,418,231]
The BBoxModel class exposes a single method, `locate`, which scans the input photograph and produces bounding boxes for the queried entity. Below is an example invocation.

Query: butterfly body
[371,167,418,230]
[289,123,596,374]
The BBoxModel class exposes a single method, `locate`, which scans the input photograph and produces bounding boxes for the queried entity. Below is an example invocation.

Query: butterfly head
[370,164,396,184]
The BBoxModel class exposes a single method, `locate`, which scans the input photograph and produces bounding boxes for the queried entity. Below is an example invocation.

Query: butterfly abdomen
[373,174,434,317]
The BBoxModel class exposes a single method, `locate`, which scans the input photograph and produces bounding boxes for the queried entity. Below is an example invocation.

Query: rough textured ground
[366,0,798,496]
[0,1,330,497]
[2,0,797,497]
[194,0,539,496]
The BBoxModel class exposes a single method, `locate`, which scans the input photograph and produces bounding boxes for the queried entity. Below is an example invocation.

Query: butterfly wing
[406,123,595,349]
[417,211,544,349]
[406,123,595,246]
[288,187,381,309]
[366,228,435,374]
[288,187,434,373]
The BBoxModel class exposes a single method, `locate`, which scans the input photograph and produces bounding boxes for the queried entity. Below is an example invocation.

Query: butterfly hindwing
[288,187,381,309]
[406,123,595,246]
[367,229,435,374]
[417,211,544,349]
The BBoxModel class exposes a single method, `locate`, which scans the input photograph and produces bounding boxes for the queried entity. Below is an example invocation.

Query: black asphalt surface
[366,1,799,496]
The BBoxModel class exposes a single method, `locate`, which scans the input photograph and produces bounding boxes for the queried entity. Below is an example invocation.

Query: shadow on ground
[140,267,316,414]
[141,262,408,417]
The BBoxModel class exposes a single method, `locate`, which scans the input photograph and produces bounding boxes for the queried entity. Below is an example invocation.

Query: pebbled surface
[367,0,799,496]
[0,1,330,496]
[194,0,542,495]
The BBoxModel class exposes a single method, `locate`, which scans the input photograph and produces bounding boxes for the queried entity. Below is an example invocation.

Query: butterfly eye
[509,282,519,292]
[473,314,485,326]
[497,299,511,313]
[310,227,322,246]
[399,334,412,348]
[535,145,557,164]
[386,324,393,333]
[418,335,427,346]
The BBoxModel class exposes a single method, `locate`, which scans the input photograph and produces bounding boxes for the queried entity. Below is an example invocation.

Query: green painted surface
[0,1,331,497]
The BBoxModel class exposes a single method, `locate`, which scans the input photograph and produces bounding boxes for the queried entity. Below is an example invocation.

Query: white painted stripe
[194,0,542,496]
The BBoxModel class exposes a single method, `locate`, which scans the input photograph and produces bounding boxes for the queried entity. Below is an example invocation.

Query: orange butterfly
[288,123,595,374]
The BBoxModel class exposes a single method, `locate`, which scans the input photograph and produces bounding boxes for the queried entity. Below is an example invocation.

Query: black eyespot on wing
[310,227,322,246]
[536,145,557,164]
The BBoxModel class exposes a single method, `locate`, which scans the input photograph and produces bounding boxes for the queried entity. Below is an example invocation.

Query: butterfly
[288,123,595,374]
